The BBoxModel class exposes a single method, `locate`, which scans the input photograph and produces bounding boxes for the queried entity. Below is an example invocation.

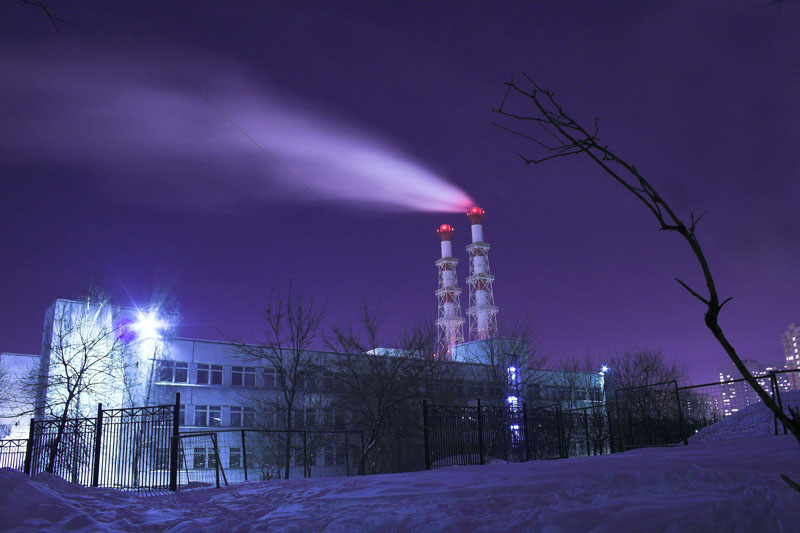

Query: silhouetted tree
[492,73,800,486]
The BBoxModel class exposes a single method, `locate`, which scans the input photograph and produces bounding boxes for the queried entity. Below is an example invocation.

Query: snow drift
[1,436,799,531]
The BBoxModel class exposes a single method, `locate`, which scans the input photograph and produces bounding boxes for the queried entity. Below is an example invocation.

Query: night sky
[2,1,798,383]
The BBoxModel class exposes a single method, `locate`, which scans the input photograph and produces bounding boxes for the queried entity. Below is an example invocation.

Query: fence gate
[24,396,179,492]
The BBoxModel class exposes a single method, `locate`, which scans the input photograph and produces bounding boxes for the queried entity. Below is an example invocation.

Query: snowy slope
[691,390,800,443]
[1,436,799,532]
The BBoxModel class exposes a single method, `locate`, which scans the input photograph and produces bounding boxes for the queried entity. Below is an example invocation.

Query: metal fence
[0,439,28,470]
[175,429,364,489]
[422,369,800,469]
[19,395,180,493]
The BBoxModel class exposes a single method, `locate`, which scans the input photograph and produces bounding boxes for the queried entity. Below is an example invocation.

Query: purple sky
[1,1,798,383]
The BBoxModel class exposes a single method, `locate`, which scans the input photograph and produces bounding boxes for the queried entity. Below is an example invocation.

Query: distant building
[0,352,40,439]
[783,323,799,370]
[715,358,788,418]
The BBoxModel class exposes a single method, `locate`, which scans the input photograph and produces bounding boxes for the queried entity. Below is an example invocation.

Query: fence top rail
[678,374,776,392]
[179,428,364,437]
[0,439,28,446]
[563,403,608,414]
[615,380,677,393]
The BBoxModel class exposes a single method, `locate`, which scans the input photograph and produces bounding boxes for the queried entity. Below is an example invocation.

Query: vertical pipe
[241,430,248,482]
[92,403,103,487]
[476,399,484,465]
[169,392,181,491]
[422,400,431,470]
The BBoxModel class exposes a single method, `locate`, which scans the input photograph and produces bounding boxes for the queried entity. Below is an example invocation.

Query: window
[232,366,257,387]
[179,404,186,425]
[197,364,223,385]
[195,405,222,427]
[264,367,283,389]
[156,361,189,383]
[192,448,217,469]
[243,407,255,427]
[324,444,346,466]
[193,447,206,469]
[230,406,243,427]
[229,447,241,469]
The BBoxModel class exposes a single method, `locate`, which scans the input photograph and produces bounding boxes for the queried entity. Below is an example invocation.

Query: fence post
[241,430,248,482]
[476,399,485,466]
[556,406,566,458]
[169,392,181,491]
[91,403,103,487]
[303,431,308,478]
[770,372,784,435]
[614,391,625,451]
[345,432,351,476]
[422,400,431,470]
[522,402,530,462]
[583,410,590,457]
[606,405,615,454]
[674,381,687,446]
[359,432,365,475]
[23,419,35,476]
[211,433,221,489]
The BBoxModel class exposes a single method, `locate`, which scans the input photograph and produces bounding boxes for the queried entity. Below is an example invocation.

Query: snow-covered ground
[691,390,800,443]
[1,436,799,532]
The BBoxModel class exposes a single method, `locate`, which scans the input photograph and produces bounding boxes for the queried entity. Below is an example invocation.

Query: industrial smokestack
[465,206,498,341]
[435,224,465,358]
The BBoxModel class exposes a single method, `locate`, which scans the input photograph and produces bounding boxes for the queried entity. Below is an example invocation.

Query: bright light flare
[132,311,166,340]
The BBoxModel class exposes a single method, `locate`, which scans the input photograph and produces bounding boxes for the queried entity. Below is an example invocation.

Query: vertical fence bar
[344,432,351,476]
[606,405,615,454]
[91,403,103,487]
[674,381,687,445]
[422,400,431,470]
[359,432,365,475]
[556,407,566,458]
[241,430,248,482]
[583,410,590,456]
[23,419,35,476]
[169,392,181,491]
[303,431,308,478]
[522,402,530,462]
[476,399,484,466]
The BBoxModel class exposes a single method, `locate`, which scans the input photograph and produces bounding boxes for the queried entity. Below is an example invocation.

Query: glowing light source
[600,365,609,374]
[132,310,166,340]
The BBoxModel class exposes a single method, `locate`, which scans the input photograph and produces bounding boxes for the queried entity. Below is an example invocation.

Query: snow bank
[691,389,800,443]
[1,436,799,532]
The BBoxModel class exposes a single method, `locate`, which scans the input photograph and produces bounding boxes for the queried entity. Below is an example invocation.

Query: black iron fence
[423,369,800,469]
[175,429,364,489]
[22,397,180,492]
[0,439,27,470]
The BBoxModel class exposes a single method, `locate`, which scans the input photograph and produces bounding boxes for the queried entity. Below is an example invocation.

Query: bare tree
[31,292,127,473]
[492,73,800,443]
[229,283,325,479]
[324,303,447,474]
[458,318,545,408]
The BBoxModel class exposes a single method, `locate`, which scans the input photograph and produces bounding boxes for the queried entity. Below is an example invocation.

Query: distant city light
[132,310,166,340]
